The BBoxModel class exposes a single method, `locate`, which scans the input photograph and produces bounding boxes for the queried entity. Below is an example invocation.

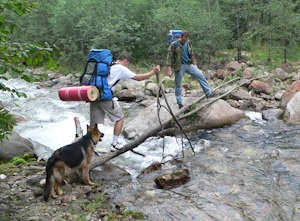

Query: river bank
[1,59,300,220]
[1,114,300,220]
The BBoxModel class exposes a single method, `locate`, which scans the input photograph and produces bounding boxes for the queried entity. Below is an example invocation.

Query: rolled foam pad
[58,86,99,102]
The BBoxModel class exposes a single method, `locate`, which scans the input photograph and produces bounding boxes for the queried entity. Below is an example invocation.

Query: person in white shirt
[90,53,160,151]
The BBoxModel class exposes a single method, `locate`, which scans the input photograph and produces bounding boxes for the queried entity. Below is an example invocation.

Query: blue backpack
[168,30,182,46]
[80,49,115,100]
[168,29,190,50]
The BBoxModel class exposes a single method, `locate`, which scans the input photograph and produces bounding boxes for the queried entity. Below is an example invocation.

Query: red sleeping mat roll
[58,86,99,102]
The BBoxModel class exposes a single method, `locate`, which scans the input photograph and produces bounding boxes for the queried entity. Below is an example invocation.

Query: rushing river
[1,78,300,221]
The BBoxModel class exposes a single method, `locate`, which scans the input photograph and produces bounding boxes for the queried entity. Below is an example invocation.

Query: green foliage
[250,43,300,64]
[0,0,59,142]
[235,69,243,78]
[11,157,27,165]
[163,78,174,89]
[186,103,198,123]
[123,210,144,219]
[0,109,16,141]
[11,153,34,165]
[0,153,36,174]
[9,0,300,68]
[81,193,107,213]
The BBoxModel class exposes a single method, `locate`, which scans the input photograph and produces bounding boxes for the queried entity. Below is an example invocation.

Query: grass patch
[82,194,108,213]
[73,193,145,221]
[123,210,144,219]
[0,153,37,174]
[250,43,300,65]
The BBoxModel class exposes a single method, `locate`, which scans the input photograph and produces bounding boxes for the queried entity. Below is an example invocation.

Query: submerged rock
[154,168,191,189]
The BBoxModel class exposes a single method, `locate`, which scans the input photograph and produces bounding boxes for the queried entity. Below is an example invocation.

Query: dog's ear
[94,123,98,129]
[87,125,90,130]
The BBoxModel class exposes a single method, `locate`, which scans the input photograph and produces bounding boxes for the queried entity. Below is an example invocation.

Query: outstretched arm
[132,65,160,81]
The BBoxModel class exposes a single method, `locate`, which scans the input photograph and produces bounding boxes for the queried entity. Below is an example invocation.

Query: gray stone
[262,109,284,120]
[0,132,34,160]
[284,91,300,124]
[196,99,247,129]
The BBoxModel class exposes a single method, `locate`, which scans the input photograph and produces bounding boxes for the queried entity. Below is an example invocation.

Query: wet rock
[90,163,131,182]
[123,95,199,140]
[196,99,247,129]
[154,168,190,189]
[139,161,162,175]
[262,109,284,121]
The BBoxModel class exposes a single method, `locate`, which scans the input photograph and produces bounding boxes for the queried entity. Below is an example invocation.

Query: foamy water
[1,78,210,177]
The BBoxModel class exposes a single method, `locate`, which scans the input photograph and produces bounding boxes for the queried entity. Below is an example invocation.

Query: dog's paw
[55,190,63,196]
[86,180,94,185]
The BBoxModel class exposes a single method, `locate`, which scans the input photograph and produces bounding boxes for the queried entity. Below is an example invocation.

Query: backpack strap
[173,39,190,50]
[172,40,179,50]
[109,61,119,90]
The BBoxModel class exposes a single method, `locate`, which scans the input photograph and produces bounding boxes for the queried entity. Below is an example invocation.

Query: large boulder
[249,80,274,95]
[226,61,243,71]
[0,132,34,160]
[195,99,247,129]
[123,96,199,140]
[123,96,247,140]
[283,91,300,125]
[280,80,300,108]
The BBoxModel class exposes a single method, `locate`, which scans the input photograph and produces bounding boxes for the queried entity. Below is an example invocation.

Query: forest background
[0,0,300,140]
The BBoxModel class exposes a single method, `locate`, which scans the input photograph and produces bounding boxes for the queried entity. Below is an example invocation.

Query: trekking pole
[155,70,195,157]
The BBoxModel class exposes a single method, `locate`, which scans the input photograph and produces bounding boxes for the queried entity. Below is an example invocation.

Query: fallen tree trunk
[89,77,247,169]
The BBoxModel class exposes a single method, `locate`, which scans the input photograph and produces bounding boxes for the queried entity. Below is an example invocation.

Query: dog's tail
[43,157,55,202]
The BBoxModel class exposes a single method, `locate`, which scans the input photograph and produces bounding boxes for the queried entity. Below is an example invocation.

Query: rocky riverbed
[2,114,300,221]
[1,60,300,220]
[0,157,143,221]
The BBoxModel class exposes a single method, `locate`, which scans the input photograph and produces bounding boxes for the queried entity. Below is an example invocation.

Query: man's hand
[153,65,160,74]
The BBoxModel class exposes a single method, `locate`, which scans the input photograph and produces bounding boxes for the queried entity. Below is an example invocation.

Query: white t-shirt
[108,64,135,92]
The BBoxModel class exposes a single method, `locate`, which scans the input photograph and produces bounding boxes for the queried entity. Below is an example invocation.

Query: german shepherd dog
[43,124,103,201]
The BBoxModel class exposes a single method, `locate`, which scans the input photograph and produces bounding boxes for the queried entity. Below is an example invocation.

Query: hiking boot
[178,103,184,109]
[206,91,216,99]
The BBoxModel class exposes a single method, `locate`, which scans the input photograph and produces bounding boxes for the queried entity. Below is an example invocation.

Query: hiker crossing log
[74,75,268,171]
